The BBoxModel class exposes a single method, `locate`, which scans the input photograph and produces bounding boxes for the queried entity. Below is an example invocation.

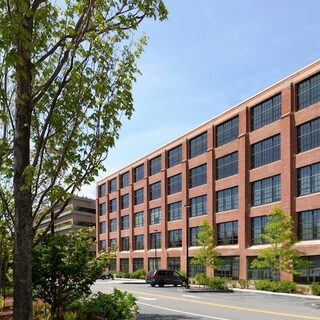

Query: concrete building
[97,60,320,283]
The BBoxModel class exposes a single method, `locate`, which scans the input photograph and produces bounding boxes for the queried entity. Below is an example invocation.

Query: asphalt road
[91,279,320,320]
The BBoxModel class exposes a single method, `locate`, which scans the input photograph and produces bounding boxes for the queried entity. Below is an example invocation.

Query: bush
[194,273,208,286]
[239,279,249,289]
[206,276,227,290]
[255,280,297,293]
[130,269,146,279]
[310,282,320,296]
[255,279,277,292]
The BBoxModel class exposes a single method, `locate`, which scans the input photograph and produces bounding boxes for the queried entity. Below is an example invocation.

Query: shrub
[206,276,227,290]
[255,279,276,292]
[276,280,297,293]
[239,279,249,289]
[310,282,320,296]
[130,269,146,279]
[194,273,208,286]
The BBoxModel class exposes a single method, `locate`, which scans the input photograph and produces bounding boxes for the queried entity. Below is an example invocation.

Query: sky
[79,0,320,199]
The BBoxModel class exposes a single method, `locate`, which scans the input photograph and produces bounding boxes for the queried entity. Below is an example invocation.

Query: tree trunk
[13,1,33,319]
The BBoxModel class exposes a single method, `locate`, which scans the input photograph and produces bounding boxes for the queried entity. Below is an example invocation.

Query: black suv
[146,269,187,287]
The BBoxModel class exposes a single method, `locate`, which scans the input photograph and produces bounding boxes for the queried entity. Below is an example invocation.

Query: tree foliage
[191,219,222,271]
[251,207,309,278]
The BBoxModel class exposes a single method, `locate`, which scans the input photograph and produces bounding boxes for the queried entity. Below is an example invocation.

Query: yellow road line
[120,288,320,320]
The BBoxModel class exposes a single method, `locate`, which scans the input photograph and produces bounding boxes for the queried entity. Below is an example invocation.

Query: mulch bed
[0,296,13,320]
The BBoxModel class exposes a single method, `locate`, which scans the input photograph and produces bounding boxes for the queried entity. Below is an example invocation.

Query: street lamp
[184,205,190,289]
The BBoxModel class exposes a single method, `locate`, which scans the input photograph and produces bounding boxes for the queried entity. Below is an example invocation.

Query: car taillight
[149,274,156,279]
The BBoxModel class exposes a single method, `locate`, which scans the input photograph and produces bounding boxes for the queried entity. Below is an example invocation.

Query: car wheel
[151,284,155,287]
[174,284,177,287]
[159,281,164,287]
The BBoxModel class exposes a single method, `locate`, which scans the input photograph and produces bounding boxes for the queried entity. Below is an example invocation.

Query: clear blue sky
[80,0,320,198]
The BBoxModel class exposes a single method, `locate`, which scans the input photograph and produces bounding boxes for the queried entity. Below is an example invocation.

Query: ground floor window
[120,258,129,273]
[188,257,205,277]
[109,259,116,271]
[167,257,180,271]
[148,257,160,271]
[247,256,279,280]
[215,256,239,280]
[294,256,320,284]
[133,258,144,271]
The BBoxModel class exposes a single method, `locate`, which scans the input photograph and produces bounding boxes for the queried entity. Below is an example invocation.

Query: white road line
[137,302,231,320]
[182,294,201,299]
[138,297,157,301]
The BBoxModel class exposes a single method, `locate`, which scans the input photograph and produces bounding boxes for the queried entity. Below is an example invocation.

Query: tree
[0,1,167,319]
[251,207,308,280]
[191,219,222,274]
[32,229,114,320]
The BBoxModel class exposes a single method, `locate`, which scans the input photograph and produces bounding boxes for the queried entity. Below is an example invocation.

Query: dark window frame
[189,164,207,188]
[216,186,238,212]
[297,118,320,153]
[189,132,207,158]
[168,145,182,168]
[168,173,182,195]
[168,229,182,248]
[216,116,239,147]
[168,201,182,221]
[217,221,238,245]
[297,72,320,111]
[216,152,238,180]
[251,175,281,206]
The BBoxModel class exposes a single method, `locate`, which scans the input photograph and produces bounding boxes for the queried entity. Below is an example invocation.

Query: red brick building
[97,60,320,283]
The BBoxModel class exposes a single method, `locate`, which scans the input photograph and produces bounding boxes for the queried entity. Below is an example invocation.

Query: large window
[121,215,129,230]
[216,152,238,180]
[109,238,117,249]
[188,258,205,277]
[168,145,182,168]
[251,134,280,169]
[294,256,320,284]
[297,73,320,110]
[120,258,129,272]
[133,258,144,271]
[189,226,201,246]
[150,232,161,249]
[135,211,144,227]
[215,256,239,280]
[298,162,320,196]
[121,237,130,251]
[216,116,239,147]
[121,171,130,188]
[109,218,117,232]
[109,178,117,193]
[149,258,160,270]
[217,221,238,245]
[134,188,144,205]
[134,235,144,250]
[121,194,129,209]
[298,118,320,153]
[99,240,106,251]
[298,209,320,240]
[149,181,161,200]
[99,221,106,234]
[189,164,207,188]
[251,216,268,245]
[168,229,182,248]
[99,202,106,216]
[134,164,144,182]
[98,184,106,197]
[189,132,207,158]
[168,174,182,195]
[247,256,279,280]
[109,198,117,212]
[167,257,180,271]
[150,207,161,225]
[251,94,281,131]
[168,201,182,221]
[190,195,207,217]
[251,175,281,206]
[149,155,161,176]
[216,186,238,212]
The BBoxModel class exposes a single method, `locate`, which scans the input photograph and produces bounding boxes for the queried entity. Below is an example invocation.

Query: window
[216,152,238,180]
[109,259,116,271]
[121,194,129,209]
[189,226,201,246]
[110,238,117,249]
[133,258,144,271]
[120,258,129,272]
[99,202,106,216]
[134,164,144,182]
[109,218,117,232]
[297,73,320,110]
[168,145,182,168]
[168,201,182,221]
[135,211,144,227]
[121,215,129,230]
[134,188,144,205]
[188,258,205,277]
[149,258,160,270]
[251,175,281,206]
[215,256,239,280]
[294,256,320,284]
[189,132,207,158]
[99,240,106,251]
[217,221,238,245]
[99,221,106,234]
[298,210,320,240]
[150,207,161,225]
[189,164,207,188]
[251,94,281,131]
[216,186,238,212]
[98,184,106,197]
[247,256,279,280]
[168,174,182,195]
[298,162,320,196]
[168,229,182,248]
[121,171,130,188]
[251,216,268,245]
[216,116,239,147]
[149,156,161,175]
[150,232,161,249]
[167,257,180,271]
[134,235,144,250]
[149,182,161,200]
[121,237,130,251]
[298,118,320,153]
[109,178,117,193]
[109,198,117,212]
[251,135,280,169]
[190,195,207,217]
